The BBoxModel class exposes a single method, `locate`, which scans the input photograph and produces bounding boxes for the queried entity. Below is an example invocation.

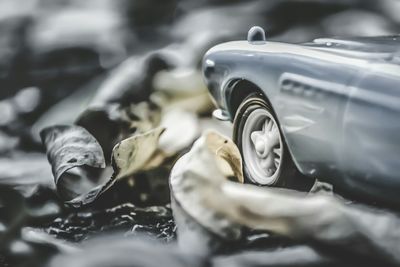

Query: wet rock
[46,203,175,243]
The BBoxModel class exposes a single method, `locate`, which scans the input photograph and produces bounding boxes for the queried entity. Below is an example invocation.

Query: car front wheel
[233,94,314,190]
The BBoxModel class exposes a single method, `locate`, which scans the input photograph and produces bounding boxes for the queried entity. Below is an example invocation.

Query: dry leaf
[202,178,400,265]
[41,125,166,207]
[40,125,106,202]
[159,109,199,156]
[170,131,243,240]
[112,127,166,180]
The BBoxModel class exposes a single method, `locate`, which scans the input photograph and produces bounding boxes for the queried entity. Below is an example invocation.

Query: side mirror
[247,26,266,45]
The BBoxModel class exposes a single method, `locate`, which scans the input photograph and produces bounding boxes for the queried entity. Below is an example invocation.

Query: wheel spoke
[250,131,262,147]
[269,130,280,147]
[259,158,270,169]
[267,119,273,131]
[262,119,268,133]
[271,124,279,135]
[273,147,281,157]
[250,131,257,146]
[274,157,281,167]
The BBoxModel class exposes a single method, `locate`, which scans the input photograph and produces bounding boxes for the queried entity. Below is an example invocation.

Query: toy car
[202,26,400,205]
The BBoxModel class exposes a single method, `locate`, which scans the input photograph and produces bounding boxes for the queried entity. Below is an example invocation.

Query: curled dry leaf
[170,130,243,242]
[159,109,199,156]
[41,125,165,207]
[79,127,166,206]
[76,101,161,161]
[140,149,169,172]
[202,179,400,265]
[40,125,106,203]
[205,131,243,183]
[112,127,165,181]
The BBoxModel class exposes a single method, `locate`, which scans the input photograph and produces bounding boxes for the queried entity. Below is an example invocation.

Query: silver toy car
[202,26,400,205]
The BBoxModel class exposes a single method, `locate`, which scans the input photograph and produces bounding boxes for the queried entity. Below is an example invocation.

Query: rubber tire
[233,94,314,191]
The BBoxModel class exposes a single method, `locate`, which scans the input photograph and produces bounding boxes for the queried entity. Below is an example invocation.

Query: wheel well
[228,79,312,188]
[228,79,267,118]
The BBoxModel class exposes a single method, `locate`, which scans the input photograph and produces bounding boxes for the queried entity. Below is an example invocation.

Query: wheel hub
[242,108,282,185]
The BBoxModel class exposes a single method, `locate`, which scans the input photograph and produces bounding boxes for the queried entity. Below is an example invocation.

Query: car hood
[303,36,400,58]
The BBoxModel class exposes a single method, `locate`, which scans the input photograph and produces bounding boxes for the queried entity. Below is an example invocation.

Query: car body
[202,26,400,205]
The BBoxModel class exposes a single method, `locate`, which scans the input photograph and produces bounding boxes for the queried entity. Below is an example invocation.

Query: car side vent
[279,73,346,98]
